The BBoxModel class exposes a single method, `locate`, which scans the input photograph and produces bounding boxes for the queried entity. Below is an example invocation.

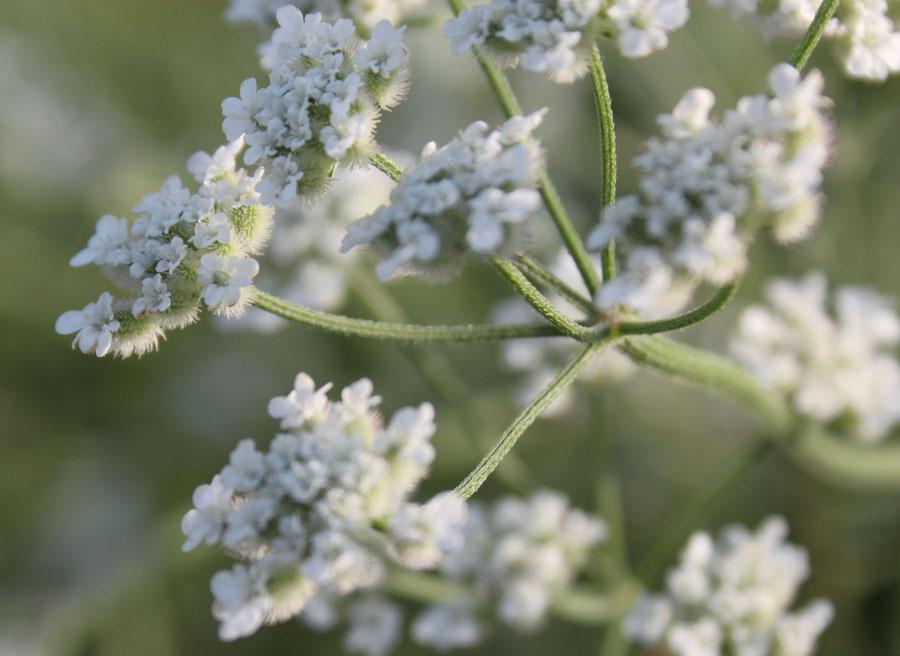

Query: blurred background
[1,0,899,653]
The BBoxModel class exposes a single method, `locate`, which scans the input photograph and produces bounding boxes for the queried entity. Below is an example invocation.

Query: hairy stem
[790,0,841,69]
[369,152,404,182]
[492,256,593,339]
[454,341,609,498]
[515,254,598,317]
[253,291,562,342]
[589,44,617,282]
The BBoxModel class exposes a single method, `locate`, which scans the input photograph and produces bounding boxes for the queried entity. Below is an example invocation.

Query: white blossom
[57,139,273,357]
[411,490,607,647]
[443,0,689,82]
[731,272,900,442]
[182,373,468,640]
[342,112,546,280]
[624,517,834,656]
[221,9,409,206]
[587,64,832,317]
[225,0,429,35]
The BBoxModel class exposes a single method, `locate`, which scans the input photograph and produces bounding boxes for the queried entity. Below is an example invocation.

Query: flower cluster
[443,0,689,82]
[289,490,605,654]
[341,111,546,280]
[494,250,635,415]
[55,139,272,358]
[412,490,607,649]
[709,0,900,81]
[222,8,409,207]
[586,63,832,317]
[731,273,900,442]
[181,372,466,641]
[624,517,834,656]
[226,0,430,35]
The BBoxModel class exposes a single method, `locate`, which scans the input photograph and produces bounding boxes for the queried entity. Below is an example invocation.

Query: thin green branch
[789,0,841,69]
[589,44,617,282]
[492,256,593,339]
[253,291,562,342]
[369,152,404,182]
[635,441,774,584]
[514,254,597,317]
[610,279,741,337]
[454,341,609,499]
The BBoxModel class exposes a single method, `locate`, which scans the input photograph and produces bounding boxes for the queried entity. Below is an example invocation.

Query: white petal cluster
[412,490,607,649]
[442,0,688,82]
[341,112,546,280]
[56,139,272,357]
[493,250,635,416]
[222,8,409,207]
[731,273,900,442]
[708,0,900,81]
[181,372,467,641]
[586,64,832,317]
[225,0,429,35]
[624,517,834,656]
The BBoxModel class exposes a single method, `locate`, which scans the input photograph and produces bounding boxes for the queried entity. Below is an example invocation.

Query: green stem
[454,342,609,498]
[369,152,404,182]
[589,44,617,282]
[789,0,841,69]
[253,291,562,342]
[610,279,741,337]
[635,441,774,584]
[514,254,597,317]
[446,0,600,295]
[620,336,793,433]
[492,256,592,340]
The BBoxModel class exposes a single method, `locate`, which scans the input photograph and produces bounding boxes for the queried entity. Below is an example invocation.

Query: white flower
[220,10,409,206]
[731,272,900,442]
[607,0,690,58]
[197,253,260,315]
[343,597,403,656]
[55,292,120,357]
[182,475,233,552]
[69,215,130,267]
[211,564,271,641]
[587,65,832,317]
[412,599,483,651]
[132,274,172,317]
[624,517,833,656]
[183,373,468,641]
[342,112,546,280]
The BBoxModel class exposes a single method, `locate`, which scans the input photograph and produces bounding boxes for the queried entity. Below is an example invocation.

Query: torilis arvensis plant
[56,0,900,653]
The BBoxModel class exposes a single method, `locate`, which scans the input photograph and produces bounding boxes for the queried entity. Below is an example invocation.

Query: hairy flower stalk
[182,372,467,641]
[586,63,833,318]
[443,0,690,82]
[222,8,410,207]
[56,139,272,357]
[625,517,834,656]
[341,112,547,280]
